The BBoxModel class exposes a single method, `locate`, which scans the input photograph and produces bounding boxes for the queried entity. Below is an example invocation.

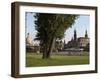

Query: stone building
[26,33,34,46]
[55,39,64,51]
[26,33,40,53]
[65,29,89,51]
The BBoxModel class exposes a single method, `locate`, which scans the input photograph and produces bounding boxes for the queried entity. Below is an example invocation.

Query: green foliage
[34,13,79,59]
[35,13,78,40]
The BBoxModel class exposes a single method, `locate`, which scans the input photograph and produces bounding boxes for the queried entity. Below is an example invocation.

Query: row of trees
[34,13,79,59]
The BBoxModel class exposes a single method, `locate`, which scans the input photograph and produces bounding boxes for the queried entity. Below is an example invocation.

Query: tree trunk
[42,46,47,59]
[47,37,56,58]
[42,37,55,59]
[42,41,48,59]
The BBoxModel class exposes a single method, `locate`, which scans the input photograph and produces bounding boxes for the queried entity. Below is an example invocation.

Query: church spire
[74,29,77,41]
[64,40,66,44]
[71,37,74,41]
[85,30,88,38]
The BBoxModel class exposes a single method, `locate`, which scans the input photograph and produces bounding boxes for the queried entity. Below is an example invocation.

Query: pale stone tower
[26,33,34,46]
[85,30,88,38]
[74,29,77,41]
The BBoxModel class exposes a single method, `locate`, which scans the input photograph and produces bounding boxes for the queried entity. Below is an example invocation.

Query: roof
[78,37,89,39]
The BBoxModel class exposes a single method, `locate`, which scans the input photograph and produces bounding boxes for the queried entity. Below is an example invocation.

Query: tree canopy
[34,13,79,59]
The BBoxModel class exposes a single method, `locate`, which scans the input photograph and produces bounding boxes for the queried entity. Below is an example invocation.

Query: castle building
[65,29,89,50]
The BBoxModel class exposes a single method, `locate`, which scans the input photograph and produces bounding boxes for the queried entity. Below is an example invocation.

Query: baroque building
[26,33,40,53]
[26,33,34,46]
[65,29,89,51]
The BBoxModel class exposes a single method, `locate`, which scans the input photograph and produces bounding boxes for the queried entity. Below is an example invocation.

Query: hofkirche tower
[74,29,77,41]
[85,30,88,38]
[65,29,89,50]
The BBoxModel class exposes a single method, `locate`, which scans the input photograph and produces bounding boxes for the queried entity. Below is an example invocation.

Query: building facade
[26,33,40,53]
[65,29,89,51]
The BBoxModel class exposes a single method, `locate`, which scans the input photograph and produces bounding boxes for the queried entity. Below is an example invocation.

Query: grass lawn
[26,53,89,67]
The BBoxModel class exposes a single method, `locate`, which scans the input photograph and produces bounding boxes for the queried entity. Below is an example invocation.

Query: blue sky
[25,12,90,43]
[64,15,90,43]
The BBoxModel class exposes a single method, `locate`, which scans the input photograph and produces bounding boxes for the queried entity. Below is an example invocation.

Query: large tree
[34,13,78,59]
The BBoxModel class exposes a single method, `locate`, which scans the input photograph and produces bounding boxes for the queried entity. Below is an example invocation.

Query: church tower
[85,30,88,38]
[74,29,77,41]
[64,40,66,45]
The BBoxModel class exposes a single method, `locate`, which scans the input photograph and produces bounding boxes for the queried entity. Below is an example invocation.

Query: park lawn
[26,53,89,67]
